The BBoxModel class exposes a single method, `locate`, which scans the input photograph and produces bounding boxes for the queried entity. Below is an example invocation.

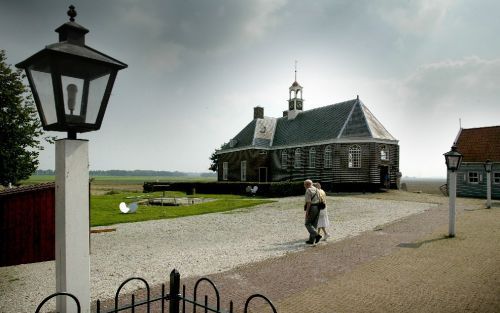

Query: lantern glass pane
[29,68,57,125]
[86,74,110,124]
[61,75,85,120]
[448,157,459,169]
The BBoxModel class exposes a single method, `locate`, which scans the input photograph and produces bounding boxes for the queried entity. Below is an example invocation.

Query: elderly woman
[313,182,330,240]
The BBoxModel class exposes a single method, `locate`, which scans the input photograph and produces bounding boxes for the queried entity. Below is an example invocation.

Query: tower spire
[294,60,298,82]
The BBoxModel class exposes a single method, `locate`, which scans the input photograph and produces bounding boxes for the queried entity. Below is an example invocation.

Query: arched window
[294,148,302,168]
[281,150,288,169]
[348,145,361,168]
[324,146,332,168]
[241,161,247,181]
[380,145,389,161]
[308,148,316,168]
[223,162,229,180]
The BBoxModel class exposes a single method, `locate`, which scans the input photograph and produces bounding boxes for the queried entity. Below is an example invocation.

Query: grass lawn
[91,191,274,227]
[21,175,271,227]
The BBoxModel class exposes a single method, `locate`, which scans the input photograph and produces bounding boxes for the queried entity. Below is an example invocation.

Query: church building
[215,77,400,191]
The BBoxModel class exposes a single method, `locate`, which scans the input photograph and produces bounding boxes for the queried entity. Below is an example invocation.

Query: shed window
[348,145,361,168]
[324,146,332,168]
[494,172,500,184]
[241,161,246,181]
[380,145,389,161]
[294,148,302,168]
[223,162,228,181]
[308,148,316,168]
[281,151,288,169]
[468,172,479,184]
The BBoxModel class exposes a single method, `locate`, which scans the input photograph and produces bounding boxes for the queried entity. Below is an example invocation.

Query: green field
[23,175,216,185]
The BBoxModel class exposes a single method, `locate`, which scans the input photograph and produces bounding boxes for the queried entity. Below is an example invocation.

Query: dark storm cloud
[1,0,500,177]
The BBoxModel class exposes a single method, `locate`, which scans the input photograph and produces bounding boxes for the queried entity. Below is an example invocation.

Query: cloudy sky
[1,0,499,178]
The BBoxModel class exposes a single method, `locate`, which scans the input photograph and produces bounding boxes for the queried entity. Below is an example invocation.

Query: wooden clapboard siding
[0,183,55,267]
[218,142,400,190]
[455,163,500,199]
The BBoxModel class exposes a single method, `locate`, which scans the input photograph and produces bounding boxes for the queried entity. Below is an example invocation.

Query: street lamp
[444,145,463,238]
[484,160,493,208]
[16,6,127,313]
[16,5,127,140]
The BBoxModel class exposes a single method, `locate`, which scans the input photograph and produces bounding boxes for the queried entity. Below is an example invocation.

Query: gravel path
[0,195,436,313]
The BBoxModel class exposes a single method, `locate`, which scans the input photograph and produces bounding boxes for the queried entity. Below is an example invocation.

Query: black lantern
[484,159,493,173]
[16,5,127,139]
[444,145,463,172]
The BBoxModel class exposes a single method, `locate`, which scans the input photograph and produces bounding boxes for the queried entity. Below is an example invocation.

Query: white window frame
[294,148,302,168]
[281,150,288,169]
[493,172,500,184]
[468,171,479,184]
[324,146,332,168]
[222,162,228,181]
[348,145,361,168]
[380,145,389,161]
[241,161,247,181]
[308,148,316,168]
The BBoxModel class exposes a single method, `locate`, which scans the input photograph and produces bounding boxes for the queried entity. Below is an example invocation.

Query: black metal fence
[35,269,277,313]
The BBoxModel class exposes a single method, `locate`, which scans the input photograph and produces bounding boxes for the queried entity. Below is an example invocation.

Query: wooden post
[486,171,492,208]
[55,139,90,313]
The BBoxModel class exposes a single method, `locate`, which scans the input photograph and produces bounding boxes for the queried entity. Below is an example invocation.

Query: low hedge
[143,181,305,197]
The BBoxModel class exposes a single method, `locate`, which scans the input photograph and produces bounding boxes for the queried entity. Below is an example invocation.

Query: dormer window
[229,139,238,148]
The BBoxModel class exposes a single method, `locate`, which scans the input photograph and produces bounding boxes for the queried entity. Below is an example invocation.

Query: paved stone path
[97,192,500,313]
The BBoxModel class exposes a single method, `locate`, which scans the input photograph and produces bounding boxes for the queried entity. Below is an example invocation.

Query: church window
[309,148,316,168]
[294,148,302,168]
[348,145,361,168]
[324,146,332,168]
[281,151,288,169]
[223,162,228,180]
[380,145,389,161]
[241,161,247,181]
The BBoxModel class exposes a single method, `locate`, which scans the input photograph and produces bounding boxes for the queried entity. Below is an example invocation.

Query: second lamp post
[444,145,463,238]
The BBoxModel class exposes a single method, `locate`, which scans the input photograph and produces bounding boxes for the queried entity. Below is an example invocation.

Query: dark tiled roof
[219,98,396,152]
[273,99,355,146]
[455,126,500,162]
[221,119,257,149]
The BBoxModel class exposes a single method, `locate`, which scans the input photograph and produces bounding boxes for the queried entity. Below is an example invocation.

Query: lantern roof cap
[15,42,127,70]
[16,5,126,70]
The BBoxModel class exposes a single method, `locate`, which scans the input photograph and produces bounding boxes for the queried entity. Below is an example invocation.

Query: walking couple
[303,179,330,245]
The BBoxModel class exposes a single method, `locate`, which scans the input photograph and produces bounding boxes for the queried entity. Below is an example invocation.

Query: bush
[143,181,304,197]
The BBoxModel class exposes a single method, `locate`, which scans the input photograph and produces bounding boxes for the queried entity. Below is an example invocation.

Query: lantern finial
[68,5,77,22]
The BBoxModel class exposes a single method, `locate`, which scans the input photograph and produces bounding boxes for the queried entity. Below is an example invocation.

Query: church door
[259,167,268,182]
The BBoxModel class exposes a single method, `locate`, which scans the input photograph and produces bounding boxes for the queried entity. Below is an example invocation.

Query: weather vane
[294,60,298,81]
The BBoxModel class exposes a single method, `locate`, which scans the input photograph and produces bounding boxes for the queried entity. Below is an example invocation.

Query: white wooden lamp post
[16,6,127,313]
[484,160,492,209]
[444,145,463,238]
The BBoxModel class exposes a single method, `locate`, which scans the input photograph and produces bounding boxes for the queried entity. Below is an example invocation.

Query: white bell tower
[287,61,303,120]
